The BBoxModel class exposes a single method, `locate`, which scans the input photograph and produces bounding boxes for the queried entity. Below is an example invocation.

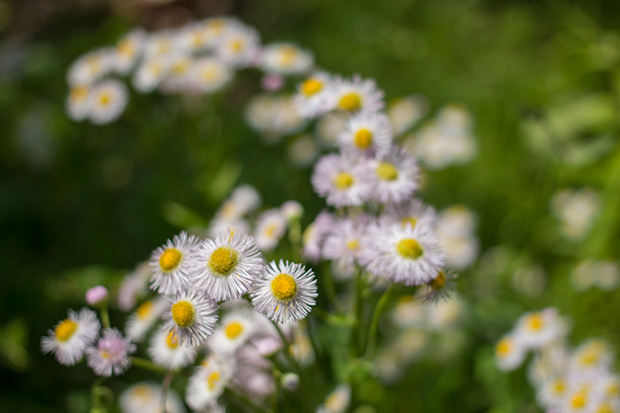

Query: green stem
[99,307,111,329]
[321,262,344,314]
[363,284,394,359]
[288,219,302,262]
[130,356,169,374]
[348,270,363,357]
[224,388,263,413]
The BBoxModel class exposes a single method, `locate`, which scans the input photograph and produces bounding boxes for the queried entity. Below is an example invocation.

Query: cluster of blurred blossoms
[45,15,482,413]
[496,308,620,413]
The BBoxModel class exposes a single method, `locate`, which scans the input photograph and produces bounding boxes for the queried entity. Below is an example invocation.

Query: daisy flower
[186,357,232,411]
[125,297,169,342]
[324,74,385,113]
[113,29,146,75]
[119,382,186,413]
[322,214,372,268]
[419,269,457,304]
[569,339,613,375]
[189,57,233,94]
[200,17,240,50]
[311,153,374,207]
[217,185,262,222]
[294,71,332,118]
[360,220,445,286]
[254,209,288,252]
[147,326,197,370]
[41,308,100,366]
[149,231,200,296]
[562,385,593,413]
[514,308,568,349]
[384,198,437,230]
[66,85,92,121]
[338,111,393,157]
[86,328,136,377]
[67,48,114,86]
[494,334,527,372]
[207,309,257,356]
[317,384,352,413]
[251,260,318,324]
[144,30,177,59]
[88,80,129,125]
[132,57,170,93]
[259,43,314,75]
[160,53,194,93]
[537,377,569,410]
[192,229,264,301]
[370,147,419,204]
[301,210,335,263]
[215,23,260,68]
[163,290,219,347]
[177,22,211,53]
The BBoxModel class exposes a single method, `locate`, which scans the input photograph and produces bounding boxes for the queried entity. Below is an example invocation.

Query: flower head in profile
[495,334,526,372]
[41,308,100,366]
[251,260,318,324]
[149,231,200,296]
[186,356,232,411]
[192,229,263,301]
[163,290,219,347]
[147,326,197,370]
[260,43,314,75]
[125,297,169,342]
[86,328,136,377]
[384,198,437,230]
[294,71,332,118]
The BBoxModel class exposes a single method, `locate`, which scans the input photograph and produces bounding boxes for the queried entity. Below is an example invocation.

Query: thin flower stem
[348,270,363,357]
[160,371,174,413]
[99,307,111,329]
[130,356,169,374]
[224,388,263,413]
[271,321,314,412]
[288,219,302,262]
[363,284,394,359]
[321,263,344,314]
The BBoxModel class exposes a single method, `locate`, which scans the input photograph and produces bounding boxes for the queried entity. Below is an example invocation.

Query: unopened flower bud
[281,200,304,221]
[86,285,109,307]
[281,372,299,391]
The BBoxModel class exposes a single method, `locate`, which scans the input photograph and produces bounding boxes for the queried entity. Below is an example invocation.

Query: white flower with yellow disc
[251,260,317,324]
[125,296,169,342]
[147,326,197,370]
[163,291,219,347]
[149,231,200,296]
[207,309,257,356]
[41,308,100,366]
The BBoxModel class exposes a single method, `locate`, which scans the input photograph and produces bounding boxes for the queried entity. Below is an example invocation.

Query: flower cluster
[65,17,314,124]
[496,308,620,413]
[46,15,469,413]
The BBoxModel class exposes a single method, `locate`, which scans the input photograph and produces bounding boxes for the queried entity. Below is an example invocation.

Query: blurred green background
[2,0,620,411]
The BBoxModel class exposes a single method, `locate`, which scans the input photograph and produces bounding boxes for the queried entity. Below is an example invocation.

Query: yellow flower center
[166,331,179,348]
[354,128,373,148]
[264,224,278,237]
[70,86,89,102]
[99,92,112,107]
[207,371,221,390]
[570,392,587,409]
[302,79,322,96]
[333,172,354,190]
[136,300,154,320]
[401,217,417,228]
[496,339,511,356]
[581,350,600,366]
[159,248,182,271]
[225,322,244,339]
[396,238,422,259]
[55,319,77,341]
[598,403,613,413]
[430,271,446,289]
[279,46,297,65]
[346,239,359,251]
[271,273,298,301]
[526,313,543,331]
[553,380,566,394]
[208,247,238,276]
[230,38,244,52]
[339,93,361,111]
[171,300,194,327]
[376,162,398,181]
[117,38,134,56]
[149,62,163,76]
[172,60,190,75]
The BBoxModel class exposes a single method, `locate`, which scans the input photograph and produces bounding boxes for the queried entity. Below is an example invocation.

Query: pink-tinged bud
[281,373,299,391]
[261,73,285,92]
[86,285,109,307]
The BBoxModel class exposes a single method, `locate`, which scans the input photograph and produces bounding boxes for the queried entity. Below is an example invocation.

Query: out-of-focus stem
[130,356,169,374]
[364,284,394,359]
